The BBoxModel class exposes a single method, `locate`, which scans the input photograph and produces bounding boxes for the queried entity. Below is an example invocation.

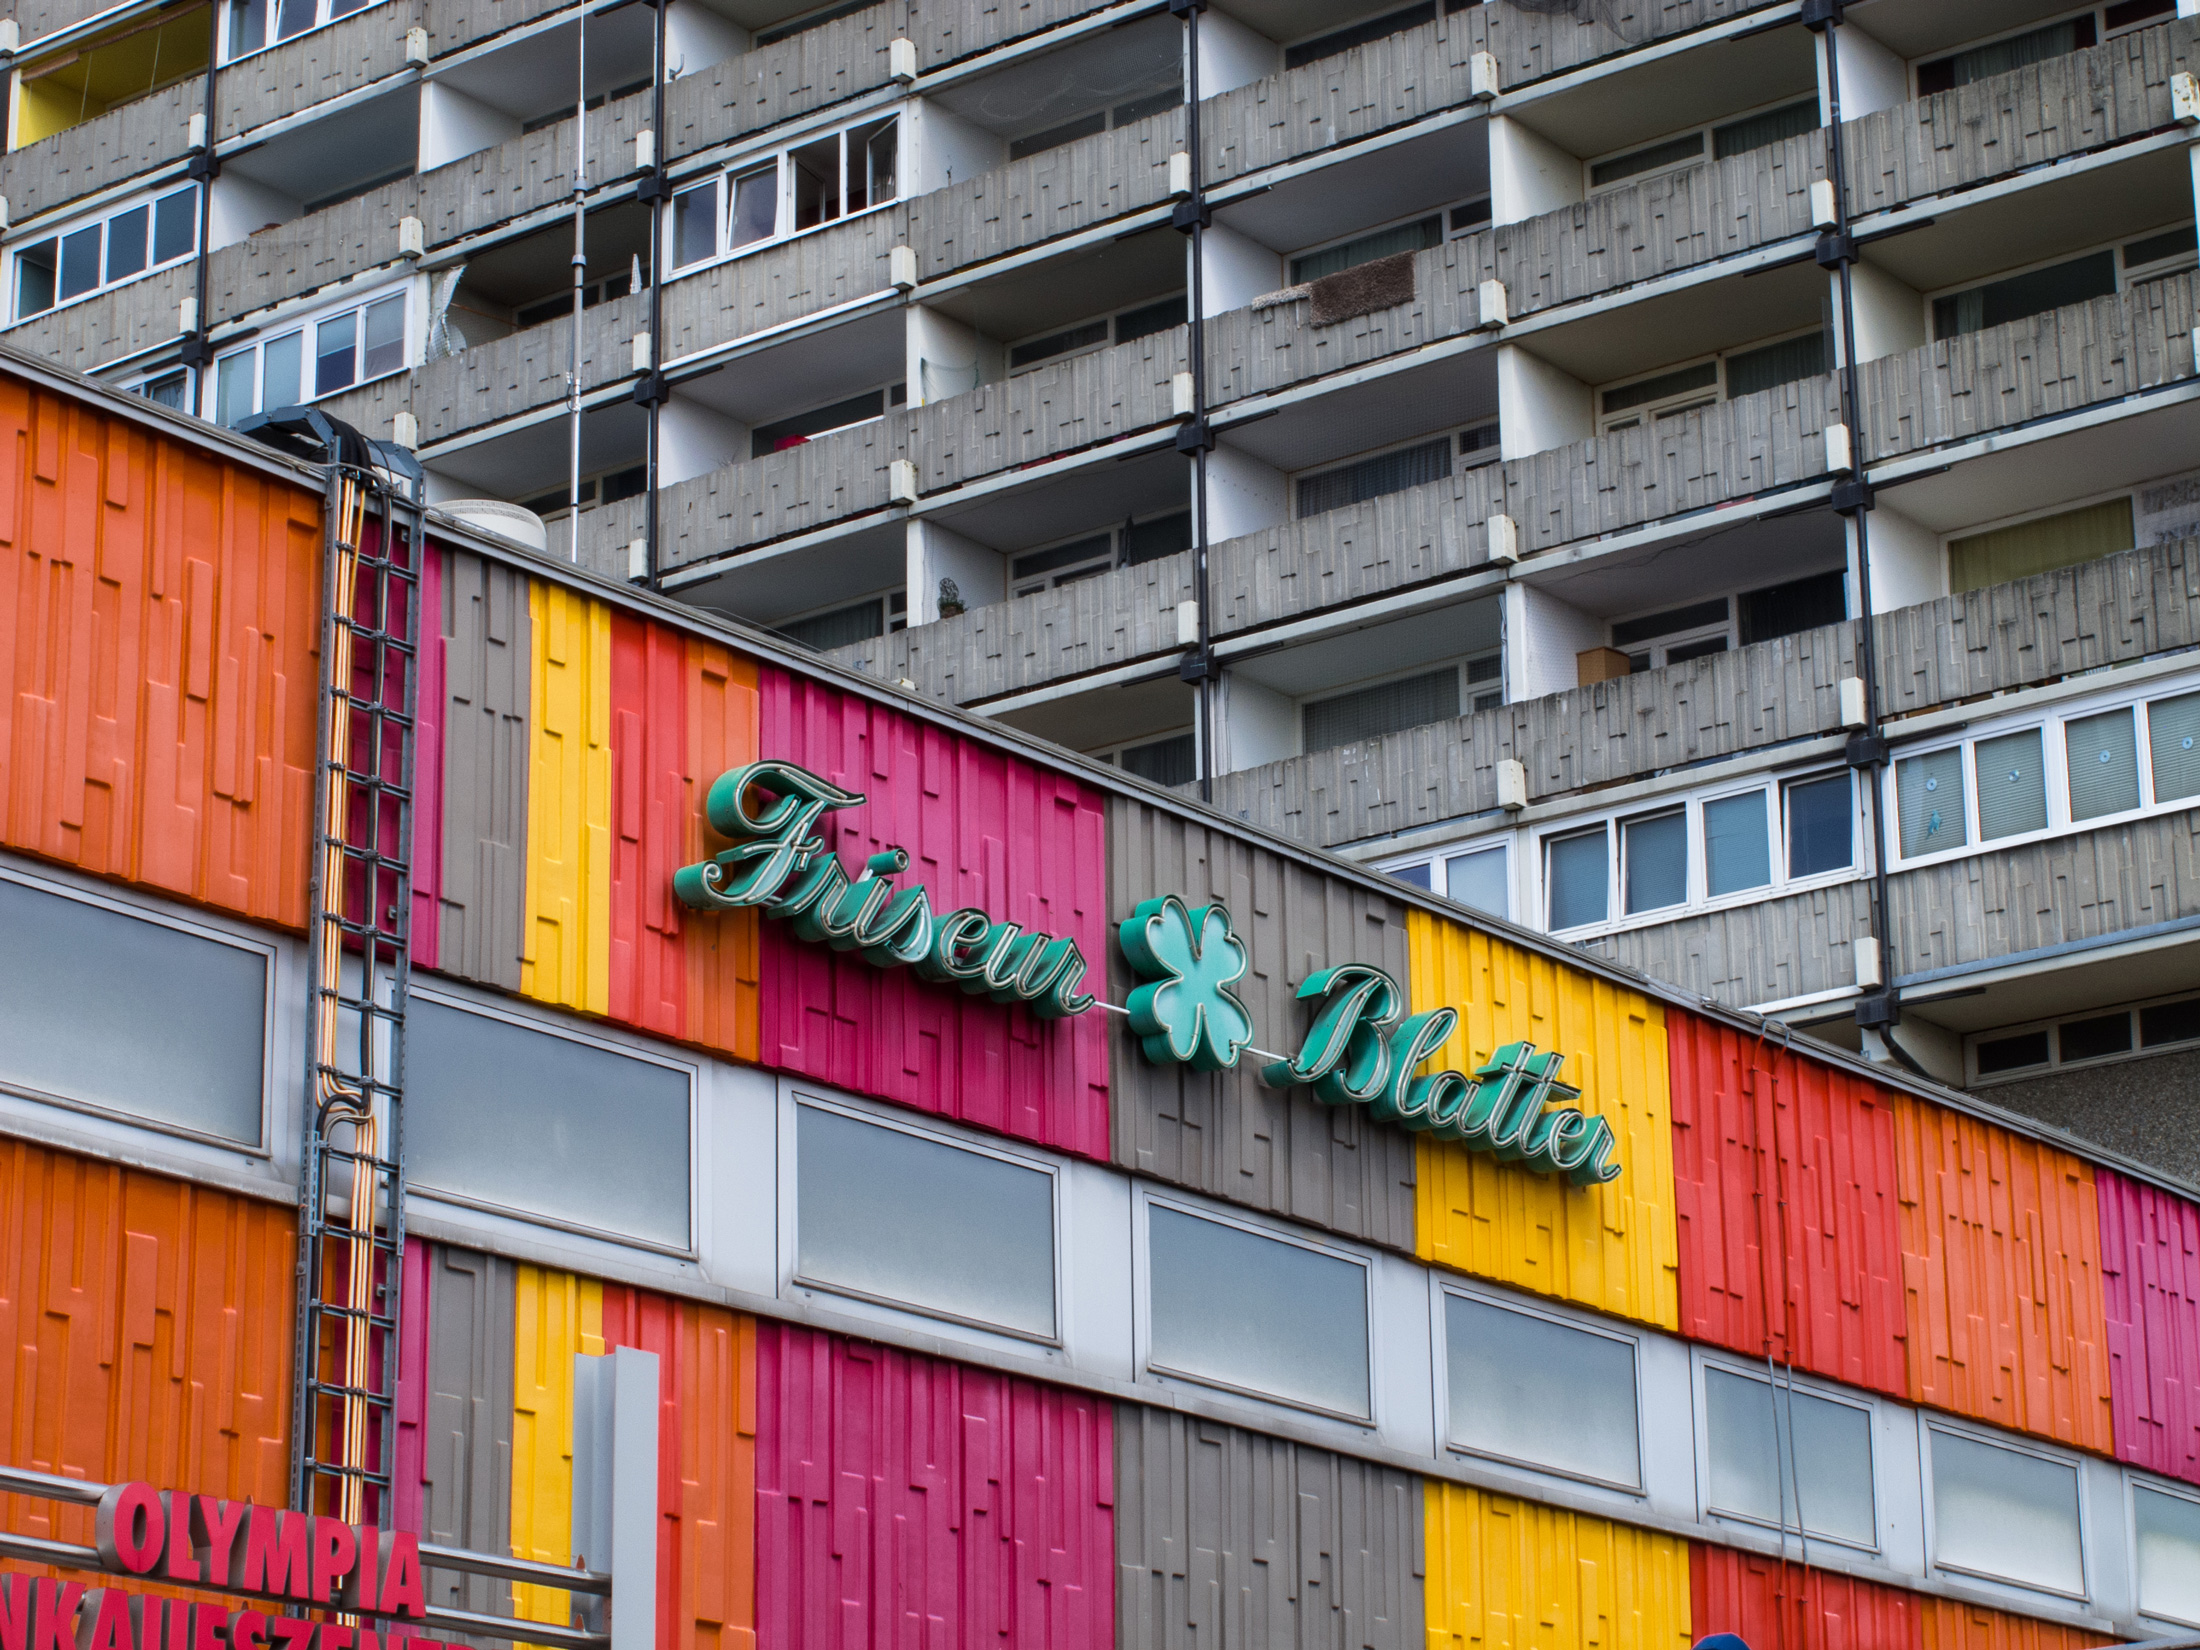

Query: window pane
[2066,707,2140,820]
[673,183,720,266]
[2141,997,2200,1048]
[152,188,197,263]
[1388,863,1432,890]
[227,0,268,56]
[1547,827,1609,930]
[1723,331,1827,400]
[361,295,405,378]
[1446,1295,1639,1487]
[1897,748,1967,857]
[407,998,691,1246]
[1974,729,2048,840]
[2058,1012,2131,1063]
[59,226,101,302]
[728,166,775,250]
[1976,1030,2050,1075]
[1303,668,1460,753]
[274,0,314,41]
[1445,845,1508,917]
[2136,1485,2200,1626]
[1785,773,1853,878]
[105,206,149,282]
[1711,97,1819,161]
[1948,497,2133,594]
[261,329,302,410]
[1589,131,1705,188]
[1289,214,1441,284]
[1706,1368,1875,1546]
[789,135,840,230]
[1147,1205,1370,1416]
[0,878,264,1144]
[1296,438,1453,519]
[1704,792,1771,896]
[1933,250,2117,342]
[2148,691,2200,801]
[1623,810,1687,913]
[1931,1431,2083,1595]
[1120,734,1195,788]
[797,1105,1054,1337]
[17,240,58,317]
[314,311,358,396]
[215,350,257,426]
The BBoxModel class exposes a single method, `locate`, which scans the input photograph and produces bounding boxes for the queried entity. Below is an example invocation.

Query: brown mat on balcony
[1309,251,1417,327]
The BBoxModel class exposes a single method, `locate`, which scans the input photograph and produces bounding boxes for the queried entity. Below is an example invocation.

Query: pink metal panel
[754,1324,1114,1650]
[757,668,1110,1159]
[393,1236,432,1534]
[412,542,446,969]
[2101,1168,2200,1485]
[1668,1011,1909,1400]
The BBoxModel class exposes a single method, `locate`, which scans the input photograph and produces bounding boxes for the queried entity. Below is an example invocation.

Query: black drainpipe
[179,4,221,385]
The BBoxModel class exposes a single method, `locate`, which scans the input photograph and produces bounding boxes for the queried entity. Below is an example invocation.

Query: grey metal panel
[1105,794,1419,1251]
[1115,1403,1425,1650]
[422,1242,517,1623]
[437,547,530,992]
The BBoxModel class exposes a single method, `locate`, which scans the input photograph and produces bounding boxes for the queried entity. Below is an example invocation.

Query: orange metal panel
[681,636,759,1063]
[0,370,321,926]
[1894,1097,2114,1452]
[0,1137,293,1551]
[1919,1597,2112,1650]
[1691,1542,1923,1650]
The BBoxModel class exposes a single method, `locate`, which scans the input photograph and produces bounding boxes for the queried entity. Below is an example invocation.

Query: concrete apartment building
[6,0,2200,1180]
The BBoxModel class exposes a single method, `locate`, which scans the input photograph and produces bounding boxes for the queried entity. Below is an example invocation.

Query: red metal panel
[756,667,1110,1158]
[606,615,688,1039]
[2100,1167,2200,1485]
[411,541,446,969]
[393,1235,432,1535]
[754,1323,1114,1649]
[1894,1098,2114,1451]
[1668,1012,1908,1399]
[1691,1542,1923,1650]
[0,369,321,926]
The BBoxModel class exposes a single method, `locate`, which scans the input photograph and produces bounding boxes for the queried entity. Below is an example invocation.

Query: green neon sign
[1119,910,1621,1185]
[672,761,1096,1017]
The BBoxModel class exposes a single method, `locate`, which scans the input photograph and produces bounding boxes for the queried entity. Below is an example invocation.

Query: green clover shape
[1119,895,1256,1071]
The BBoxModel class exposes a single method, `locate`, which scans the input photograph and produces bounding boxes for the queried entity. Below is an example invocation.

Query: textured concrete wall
[1984,1045,2200,1189]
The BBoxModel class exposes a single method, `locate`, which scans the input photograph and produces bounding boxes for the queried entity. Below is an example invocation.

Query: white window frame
[1883,669,2200,872]
[1134,1186,1380,1427]
[1537,764,1860,938]
[1583,91,1823,195]
[115,359,196,413]
[2130,1472,2200,1629]
[0,857,278,1156]
[1435,1277,1647,1495]
[780,1089,1067,1347]
[1922,216,2196,340]
[1693,1350,1883,1555]
[219,0,393,64]
[1381,835,1515,922]
[1921,1417,2091,1602]
[206,281,411,425]
[11,182,200,321]
[1005,292,1188,378]
[404,981,702,1258]
[665,112,899,277]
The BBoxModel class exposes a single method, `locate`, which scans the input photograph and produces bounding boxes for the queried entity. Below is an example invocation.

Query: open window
[669,115,898,272]
[212,285,407,425]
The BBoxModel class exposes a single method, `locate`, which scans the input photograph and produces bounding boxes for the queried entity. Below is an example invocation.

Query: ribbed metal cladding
[437,547,531,992]
[1114,1405,1424,1650]
[1104,794,1419,1250]
[416,1242,518,1621]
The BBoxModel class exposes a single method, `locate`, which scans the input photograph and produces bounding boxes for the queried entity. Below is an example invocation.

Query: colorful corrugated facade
[9,365,2200,1650]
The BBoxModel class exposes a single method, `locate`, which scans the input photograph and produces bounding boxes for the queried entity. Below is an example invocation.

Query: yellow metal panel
[522,582,614,1015]
[1425,1483,1691,1650]
[511,1266,605,1631]
[1409,911,1679,1329]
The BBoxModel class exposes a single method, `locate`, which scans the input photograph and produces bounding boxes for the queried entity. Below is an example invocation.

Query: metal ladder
[290,451,428,1524]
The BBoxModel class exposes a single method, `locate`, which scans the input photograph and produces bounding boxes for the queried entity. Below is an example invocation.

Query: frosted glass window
[407,998,690,1247]
[0,878,265,1144]
[1705,1368,1876,1547]
[1931,1430,2084,1595]
[1704,791,1771,896]
[1975,729,2048,841]
[2135,1485,2200,1625]
[1897,748,1967,857]
[262,329,302,410]
[2148,691,2200,802]
[2066,708,2140,821]
[1624,810,1687,913]
[1445,846,1508,917]
[1446,1294,1639,1488]
[1547,827,1609,930]
[1147,1205,1370,1417]
[797,1105,1055,1338]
